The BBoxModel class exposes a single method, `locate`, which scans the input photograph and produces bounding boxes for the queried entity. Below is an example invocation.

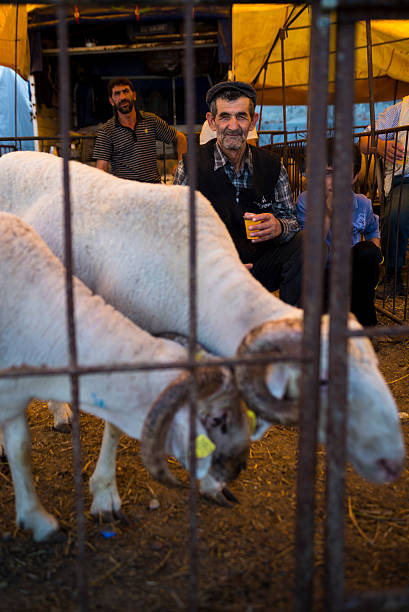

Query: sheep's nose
[238,461,247,473]
[377,457,404,482]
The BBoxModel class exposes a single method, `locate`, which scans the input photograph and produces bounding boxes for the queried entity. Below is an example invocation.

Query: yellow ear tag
[196,434,216,459]
[247,409,257,435]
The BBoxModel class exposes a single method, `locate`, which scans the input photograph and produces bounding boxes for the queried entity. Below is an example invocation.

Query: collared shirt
[366,101,409,183]
[296,190,379,263]
[173,142,298,241]
[373,101,402,136]
[93,110,177,183]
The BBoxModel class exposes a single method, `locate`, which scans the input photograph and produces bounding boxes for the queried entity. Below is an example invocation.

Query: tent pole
[365,20,382,207]
[252,4,309,86]
[393,78,399,104]
[254,4,309,144]
[257,65,267,142]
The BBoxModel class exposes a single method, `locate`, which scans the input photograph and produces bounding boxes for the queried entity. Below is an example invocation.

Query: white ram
[0,211,254,540]
[0,151,404,484]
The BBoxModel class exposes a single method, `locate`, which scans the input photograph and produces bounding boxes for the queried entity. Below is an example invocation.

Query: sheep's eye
[212,414,227,434]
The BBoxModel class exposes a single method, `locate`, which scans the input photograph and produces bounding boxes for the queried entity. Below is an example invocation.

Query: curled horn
[141,366,231,488]
[235,318,303,424]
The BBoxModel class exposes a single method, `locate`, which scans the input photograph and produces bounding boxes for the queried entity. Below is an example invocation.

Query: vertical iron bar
[257,64,267,135]
[280,29,288,165]
[56,2,88,610]
[13,3,18,140]
[365,20,375,139]
[183,1,198,610]
[393,78,399,105]
[172,75,177,127]
[365,20,379,204]
[390,131,408,311]
[325,13,356,612]
[294,2,330,611]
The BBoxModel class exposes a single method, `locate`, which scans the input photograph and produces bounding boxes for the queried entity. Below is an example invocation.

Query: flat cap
[205,81,257,108]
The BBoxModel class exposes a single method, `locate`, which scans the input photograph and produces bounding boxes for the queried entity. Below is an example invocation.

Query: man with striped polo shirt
[93,78,186,183]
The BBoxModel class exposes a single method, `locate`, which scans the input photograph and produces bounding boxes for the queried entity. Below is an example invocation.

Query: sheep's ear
[196,438,214,479]
[266,363,294,399]
[166,409,214,480]
[246,410,271,441]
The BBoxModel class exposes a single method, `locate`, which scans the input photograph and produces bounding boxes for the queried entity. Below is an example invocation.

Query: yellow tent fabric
[0,5,30,80]
[233,3,409,105]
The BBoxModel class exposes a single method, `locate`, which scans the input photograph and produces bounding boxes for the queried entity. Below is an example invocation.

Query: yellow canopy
[233,3,409,104]
[0,4,30,80]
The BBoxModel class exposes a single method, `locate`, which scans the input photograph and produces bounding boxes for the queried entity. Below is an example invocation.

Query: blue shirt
[296,191,379,261]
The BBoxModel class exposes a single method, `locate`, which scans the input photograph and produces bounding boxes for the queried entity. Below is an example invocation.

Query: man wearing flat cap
[173,81,303,306]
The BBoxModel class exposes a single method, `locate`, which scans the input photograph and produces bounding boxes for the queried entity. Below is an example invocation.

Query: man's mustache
[223,129,245,137]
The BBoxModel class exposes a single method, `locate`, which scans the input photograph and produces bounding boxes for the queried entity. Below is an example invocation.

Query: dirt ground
[1,309,408,612]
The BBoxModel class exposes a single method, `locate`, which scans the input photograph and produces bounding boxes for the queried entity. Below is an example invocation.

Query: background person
[174,80,302,306]
[93,77,187,183]
[297,139,382,327]
[360,98,409,297]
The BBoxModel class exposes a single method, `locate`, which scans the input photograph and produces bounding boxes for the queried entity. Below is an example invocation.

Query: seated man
[360,98,409,297]
[174,81,303,307]
[296,139,382,327]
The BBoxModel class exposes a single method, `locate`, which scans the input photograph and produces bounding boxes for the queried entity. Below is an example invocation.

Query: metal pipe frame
[294,2,330,610]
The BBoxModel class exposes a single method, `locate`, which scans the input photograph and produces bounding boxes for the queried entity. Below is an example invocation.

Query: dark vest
[192,140,282,263]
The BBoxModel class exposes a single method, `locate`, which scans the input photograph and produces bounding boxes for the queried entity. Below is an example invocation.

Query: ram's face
[199,378,250,483]
[317,335,405,483]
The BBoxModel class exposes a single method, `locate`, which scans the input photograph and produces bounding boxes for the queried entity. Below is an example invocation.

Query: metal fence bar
[325,13,356,612]
[183,0,199,609]
[13,4,18,140]
[56,1,88,610]
[4,3,409,611]
[294,2,330,611]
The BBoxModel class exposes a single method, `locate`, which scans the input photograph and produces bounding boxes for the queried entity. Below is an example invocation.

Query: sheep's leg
[89,422,127,522]
[48,400,72,433]
[0,426,5,460]
[3,414,59,541]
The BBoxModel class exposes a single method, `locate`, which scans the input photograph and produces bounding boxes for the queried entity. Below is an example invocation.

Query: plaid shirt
[173,143,299,242]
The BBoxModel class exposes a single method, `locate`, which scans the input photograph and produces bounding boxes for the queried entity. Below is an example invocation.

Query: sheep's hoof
[222,487,240,504]
[43,529,67,544]
[202,489,237,508]
[91,509,129,524]
[52,423,72,434]
[112,509,129,524]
